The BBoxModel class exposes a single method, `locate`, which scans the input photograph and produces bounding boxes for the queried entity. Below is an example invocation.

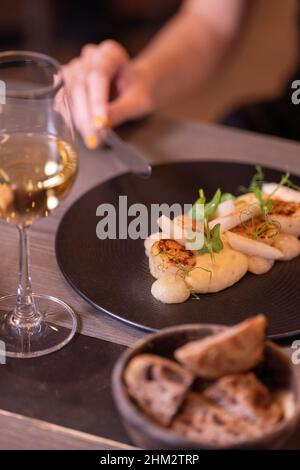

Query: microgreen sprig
[240,165,299,214]
[239,165,264,194]
[189,188,224,259]
[240,165,300,240]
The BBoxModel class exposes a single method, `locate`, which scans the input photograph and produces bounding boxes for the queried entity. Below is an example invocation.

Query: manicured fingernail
[85,134,98,150]
[94,115,112,130]
[94,115,106,129]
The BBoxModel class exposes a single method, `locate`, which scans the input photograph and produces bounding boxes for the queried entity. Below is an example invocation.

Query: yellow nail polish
[94,115,106,129]
[94,115,112,130]
[85,134,98,150]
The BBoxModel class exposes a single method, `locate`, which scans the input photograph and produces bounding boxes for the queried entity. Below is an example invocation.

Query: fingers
[85,40,128,71]
[81,43,98,63]
[72,80,98,149]
[63,60,99,148]
[87,71,109,127]
[84,41,129,129]
[64,41,130,148]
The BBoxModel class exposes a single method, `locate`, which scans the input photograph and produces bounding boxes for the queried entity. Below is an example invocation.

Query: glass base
[0,294,77,359]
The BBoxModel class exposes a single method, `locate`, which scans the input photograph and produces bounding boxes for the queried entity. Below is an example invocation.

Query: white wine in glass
[0,51,78,358]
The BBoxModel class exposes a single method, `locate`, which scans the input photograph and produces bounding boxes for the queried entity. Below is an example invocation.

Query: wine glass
[0,51,78,358]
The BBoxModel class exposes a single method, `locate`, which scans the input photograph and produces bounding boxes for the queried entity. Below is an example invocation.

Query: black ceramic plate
[56,161,300,339]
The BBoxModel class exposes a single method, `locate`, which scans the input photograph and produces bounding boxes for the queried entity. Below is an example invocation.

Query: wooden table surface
[0,115,300,449]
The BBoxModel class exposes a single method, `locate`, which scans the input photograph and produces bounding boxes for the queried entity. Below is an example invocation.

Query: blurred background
[0,0,298,123]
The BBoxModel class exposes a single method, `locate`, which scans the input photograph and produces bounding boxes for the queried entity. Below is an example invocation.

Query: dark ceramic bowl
[112,324,300,450]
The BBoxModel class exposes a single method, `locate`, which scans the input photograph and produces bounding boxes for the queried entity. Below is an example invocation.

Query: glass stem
[13,226,39,326]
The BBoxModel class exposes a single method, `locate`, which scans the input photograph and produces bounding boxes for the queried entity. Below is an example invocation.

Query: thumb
[108,88,151,127]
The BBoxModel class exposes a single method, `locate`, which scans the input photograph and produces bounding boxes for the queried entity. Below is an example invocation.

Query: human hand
[63,40,153,149]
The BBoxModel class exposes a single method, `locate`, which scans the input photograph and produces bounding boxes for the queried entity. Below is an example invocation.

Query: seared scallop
[217,187,300,236]
[268,198,300,237]
[149,239,196,279]
[228,216,283,260]
[230,215,279,245]
[144,231,169,257]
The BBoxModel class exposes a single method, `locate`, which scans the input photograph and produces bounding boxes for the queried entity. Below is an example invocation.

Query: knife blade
[103,129,152,178]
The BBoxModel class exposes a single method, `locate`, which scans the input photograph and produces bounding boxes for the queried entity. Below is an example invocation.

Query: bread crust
[174,315,266,379]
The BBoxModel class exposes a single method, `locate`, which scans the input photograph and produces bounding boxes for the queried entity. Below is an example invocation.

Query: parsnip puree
[185,247,248,294]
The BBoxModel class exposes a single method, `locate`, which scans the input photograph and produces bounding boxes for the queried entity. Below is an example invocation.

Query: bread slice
[174,315,266,379]
[204,373,283,427]
[124,354,194,426]
[171,392,261,445]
